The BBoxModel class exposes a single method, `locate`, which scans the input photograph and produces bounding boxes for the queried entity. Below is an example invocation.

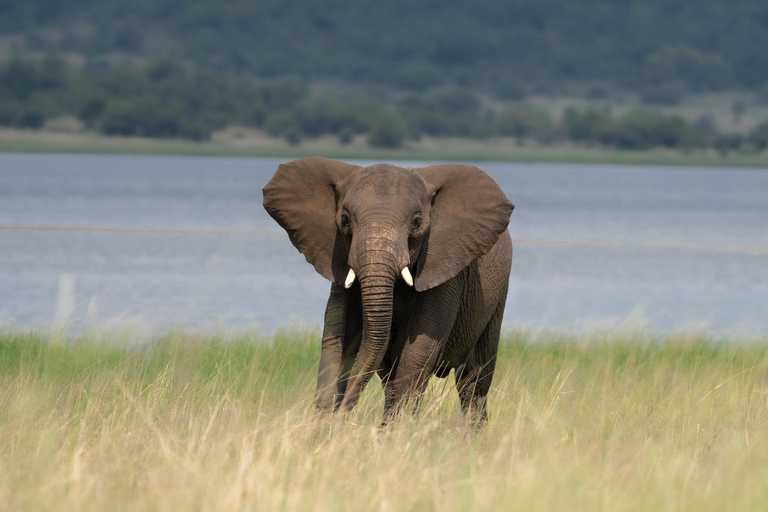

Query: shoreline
[3,127,768,167]
[2,322,764,341]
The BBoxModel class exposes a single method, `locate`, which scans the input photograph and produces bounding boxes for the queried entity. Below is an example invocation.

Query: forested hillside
[2,0,768,95]
[3,0,768,152]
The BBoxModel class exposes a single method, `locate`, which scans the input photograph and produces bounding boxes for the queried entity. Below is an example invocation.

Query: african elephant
[263,157,514,425]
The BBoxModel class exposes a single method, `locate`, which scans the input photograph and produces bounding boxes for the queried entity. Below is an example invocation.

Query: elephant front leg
[382,332,446,425]
[315,283,348,412]
[382,286,460,424]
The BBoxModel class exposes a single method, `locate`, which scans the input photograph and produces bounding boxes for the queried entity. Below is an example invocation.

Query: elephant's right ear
[263,157,360,284]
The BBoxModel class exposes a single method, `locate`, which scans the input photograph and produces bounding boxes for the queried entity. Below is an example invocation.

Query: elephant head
[263,157,514,409]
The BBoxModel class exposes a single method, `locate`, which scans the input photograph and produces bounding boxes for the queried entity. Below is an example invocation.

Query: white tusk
[345,268,356,289]
[401,267,413,287]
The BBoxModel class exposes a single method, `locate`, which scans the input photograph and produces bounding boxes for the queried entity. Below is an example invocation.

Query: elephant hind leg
[455,301,504,427]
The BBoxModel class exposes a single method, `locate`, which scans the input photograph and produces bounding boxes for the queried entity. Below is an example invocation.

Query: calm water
[1,153,767,333]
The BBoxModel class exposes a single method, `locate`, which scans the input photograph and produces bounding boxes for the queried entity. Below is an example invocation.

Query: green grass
[2,327,768,511]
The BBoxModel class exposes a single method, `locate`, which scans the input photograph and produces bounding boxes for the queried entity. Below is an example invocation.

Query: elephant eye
[340,211,351,229]
[411,215,422,230]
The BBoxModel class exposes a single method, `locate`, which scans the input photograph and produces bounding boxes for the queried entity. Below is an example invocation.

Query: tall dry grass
[2,327,768,511]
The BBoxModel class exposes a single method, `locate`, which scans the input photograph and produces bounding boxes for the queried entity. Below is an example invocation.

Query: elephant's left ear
[413,165,514,291]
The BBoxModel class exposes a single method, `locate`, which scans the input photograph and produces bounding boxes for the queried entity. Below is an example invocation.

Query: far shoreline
[2,126,768,168]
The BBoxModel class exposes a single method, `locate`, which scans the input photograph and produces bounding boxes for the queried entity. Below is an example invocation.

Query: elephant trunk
[340,234,400,411]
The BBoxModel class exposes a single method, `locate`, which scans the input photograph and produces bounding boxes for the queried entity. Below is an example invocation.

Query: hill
[2,0,768,96]
[4,0,768,156]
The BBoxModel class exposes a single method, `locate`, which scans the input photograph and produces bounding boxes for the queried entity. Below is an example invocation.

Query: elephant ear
[413,164,514,291]
[263,157,360,284]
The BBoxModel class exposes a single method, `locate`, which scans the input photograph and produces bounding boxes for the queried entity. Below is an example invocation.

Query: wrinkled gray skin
[263,157,514,425]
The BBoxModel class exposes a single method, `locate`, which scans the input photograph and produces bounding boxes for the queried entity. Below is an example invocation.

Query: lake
[1,153,767,333]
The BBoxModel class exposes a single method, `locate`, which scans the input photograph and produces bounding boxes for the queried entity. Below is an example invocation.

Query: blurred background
[0,0,767,333]
[2,0,768,153]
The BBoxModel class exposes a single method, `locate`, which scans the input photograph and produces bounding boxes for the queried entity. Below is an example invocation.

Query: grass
[2,327,768,511]
[4,126,768,167]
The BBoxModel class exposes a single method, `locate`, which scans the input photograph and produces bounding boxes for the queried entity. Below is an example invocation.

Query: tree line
[2,0,768,99]
[2,55,768,154]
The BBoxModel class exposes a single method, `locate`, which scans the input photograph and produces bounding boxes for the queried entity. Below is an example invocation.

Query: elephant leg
[455,301,504,427]
[315,283,348,412]
[382,285,461,424]
[334,353,357,411]
[333,307,363,410]
[382,333,446,424]
[377,359,395,419]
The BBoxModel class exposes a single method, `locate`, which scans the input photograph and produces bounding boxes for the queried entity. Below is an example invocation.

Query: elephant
[263,157,514,425]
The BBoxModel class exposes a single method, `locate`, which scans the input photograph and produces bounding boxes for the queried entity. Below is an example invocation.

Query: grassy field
[3,126,768,167]
[2,328,768,511]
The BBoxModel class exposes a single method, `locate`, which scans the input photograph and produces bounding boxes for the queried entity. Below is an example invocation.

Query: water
[1,153,767,333]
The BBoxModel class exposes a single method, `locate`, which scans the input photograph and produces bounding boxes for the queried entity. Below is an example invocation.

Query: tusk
[345,268,356,288]
[401,267,413,287]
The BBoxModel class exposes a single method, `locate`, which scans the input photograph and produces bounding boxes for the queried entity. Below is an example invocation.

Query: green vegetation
[3,0,768,95]
[561,108,707,150]
[4,0,768,159]
[0,55,310,140]
[2,328,768,511]
[4,55,768,158]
